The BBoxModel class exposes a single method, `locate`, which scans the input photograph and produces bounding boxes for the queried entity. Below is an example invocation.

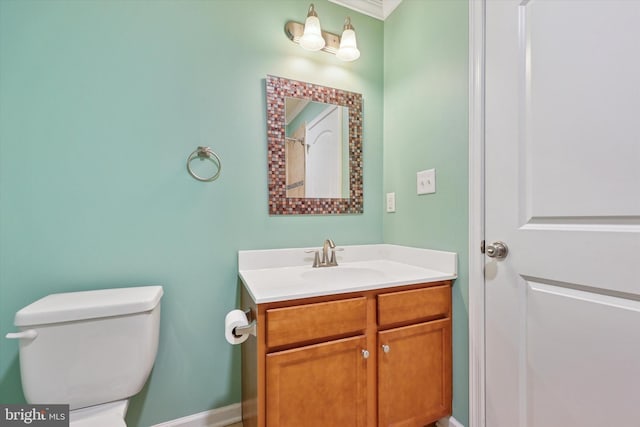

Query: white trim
[328,0,403,20]
[468,1,486,427]
[150,403,241,427]
[437,415,466,427]
[152,407,462,427]
[150,405,463,427]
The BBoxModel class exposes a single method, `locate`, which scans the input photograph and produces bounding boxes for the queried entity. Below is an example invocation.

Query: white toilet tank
[12,286,163,410]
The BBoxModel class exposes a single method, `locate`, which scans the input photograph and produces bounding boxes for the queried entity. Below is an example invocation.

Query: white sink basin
[238,244,457,303]
[301,266,387,284]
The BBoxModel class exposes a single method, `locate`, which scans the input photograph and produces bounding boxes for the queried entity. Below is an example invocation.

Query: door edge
[468,1,486,427]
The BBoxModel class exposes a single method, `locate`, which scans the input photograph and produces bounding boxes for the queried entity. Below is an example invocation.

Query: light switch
[417,169,436,195]
[386,192,396,212]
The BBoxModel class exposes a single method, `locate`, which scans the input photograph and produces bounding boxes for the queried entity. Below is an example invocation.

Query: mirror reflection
[266,75,363,215]
[285,98,350,198]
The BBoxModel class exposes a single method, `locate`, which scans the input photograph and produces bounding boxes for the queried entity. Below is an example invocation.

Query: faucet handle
[305,249,321,268]
[329,247,344,266]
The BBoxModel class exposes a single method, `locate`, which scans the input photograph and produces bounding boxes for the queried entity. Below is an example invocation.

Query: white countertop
[238,244,457,303]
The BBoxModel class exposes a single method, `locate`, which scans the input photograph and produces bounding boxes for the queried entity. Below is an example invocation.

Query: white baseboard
[437,416,465,427]
[151,403,242,427]
[152,405,461,427]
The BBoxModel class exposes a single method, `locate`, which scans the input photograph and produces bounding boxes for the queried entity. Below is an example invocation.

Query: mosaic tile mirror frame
[266,75,363,215]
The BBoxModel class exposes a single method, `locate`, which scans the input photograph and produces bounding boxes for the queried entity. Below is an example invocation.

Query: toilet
[6,286,163,426]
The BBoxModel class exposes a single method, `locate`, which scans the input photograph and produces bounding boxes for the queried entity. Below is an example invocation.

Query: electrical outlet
[386,192,396,212]
[417,169,436,195]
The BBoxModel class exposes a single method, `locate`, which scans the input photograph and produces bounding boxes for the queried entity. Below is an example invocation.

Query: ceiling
[328,0,403,20]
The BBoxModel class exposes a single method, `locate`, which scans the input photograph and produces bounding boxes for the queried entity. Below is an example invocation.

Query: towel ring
[187,146,222,182]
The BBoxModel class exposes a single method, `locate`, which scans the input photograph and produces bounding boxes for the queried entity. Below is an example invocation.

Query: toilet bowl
[6,286,163,426]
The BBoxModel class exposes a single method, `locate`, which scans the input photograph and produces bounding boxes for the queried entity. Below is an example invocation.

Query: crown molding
[328,0,403,21]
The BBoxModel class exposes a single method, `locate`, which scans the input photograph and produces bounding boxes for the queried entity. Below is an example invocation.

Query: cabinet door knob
[381,344,390,353]
[361,349,370,359]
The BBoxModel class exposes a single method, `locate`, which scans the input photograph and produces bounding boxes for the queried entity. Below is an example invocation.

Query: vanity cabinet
[241,280,452,427]
[378,320,452,426]
[266,335,368,426]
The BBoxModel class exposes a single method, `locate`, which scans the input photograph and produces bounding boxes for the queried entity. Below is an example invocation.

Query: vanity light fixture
[336,17,360,61]
[285,4,361,62]
[299,4,325,51]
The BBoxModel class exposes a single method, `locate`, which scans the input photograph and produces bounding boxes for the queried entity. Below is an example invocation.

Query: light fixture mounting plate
[285,21,341,54]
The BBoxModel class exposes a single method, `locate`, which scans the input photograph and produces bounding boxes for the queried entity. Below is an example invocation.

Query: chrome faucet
[321,239,336,265]
[306,238,341,268]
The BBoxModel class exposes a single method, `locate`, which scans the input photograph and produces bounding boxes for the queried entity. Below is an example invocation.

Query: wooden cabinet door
[266,335,368,427]
[378,319,451,427]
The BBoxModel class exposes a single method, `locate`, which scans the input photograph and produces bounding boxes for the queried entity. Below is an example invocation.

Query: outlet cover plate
[417,169,436,195]
[386,192,396,212]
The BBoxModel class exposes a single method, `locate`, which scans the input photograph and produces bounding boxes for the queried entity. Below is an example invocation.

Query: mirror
[285,98,350,199]
[266,75,363,215]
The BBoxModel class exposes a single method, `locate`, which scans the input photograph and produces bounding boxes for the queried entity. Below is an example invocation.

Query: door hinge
[480,240,486,254]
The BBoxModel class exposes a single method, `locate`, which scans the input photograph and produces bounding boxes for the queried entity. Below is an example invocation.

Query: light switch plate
[386,192,396,212]
[417,169,436,195]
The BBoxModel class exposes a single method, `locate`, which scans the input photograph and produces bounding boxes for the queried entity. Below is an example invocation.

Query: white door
[485,1,640,426]
[305,105,343,198]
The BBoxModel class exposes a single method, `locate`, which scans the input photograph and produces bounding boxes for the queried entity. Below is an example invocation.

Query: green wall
[383,1,469,425]
[0,1,383,426]
[0,0,470,426]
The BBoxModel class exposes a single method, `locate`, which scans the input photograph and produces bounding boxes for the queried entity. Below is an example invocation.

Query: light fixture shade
[299,5,325,51]
[336,28,360,61]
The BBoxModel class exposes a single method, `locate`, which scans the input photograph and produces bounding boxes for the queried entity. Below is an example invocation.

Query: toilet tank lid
[14,286,164,327]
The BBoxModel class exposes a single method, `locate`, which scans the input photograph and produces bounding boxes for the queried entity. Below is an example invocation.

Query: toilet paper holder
[233,309,257,338]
